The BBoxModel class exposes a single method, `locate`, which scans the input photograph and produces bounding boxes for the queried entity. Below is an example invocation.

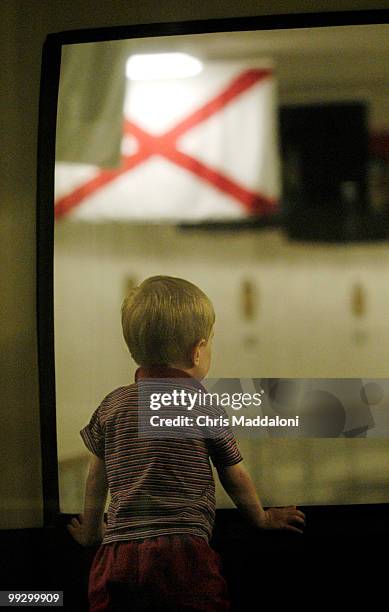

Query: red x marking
[55,69,277,219]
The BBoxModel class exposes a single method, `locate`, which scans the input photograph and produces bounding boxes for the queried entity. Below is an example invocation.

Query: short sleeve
[80,407,105,459]
[208,429,243,468]
[205,405,243,468]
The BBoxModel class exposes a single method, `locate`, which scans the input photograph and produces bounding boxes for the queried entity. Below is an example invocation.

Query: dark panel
[280,102,386,241]
[1,506,388,610]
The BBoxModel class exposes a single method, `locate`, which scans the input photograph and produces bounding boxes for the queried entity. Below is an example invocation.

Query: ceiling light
[126,53,203,80]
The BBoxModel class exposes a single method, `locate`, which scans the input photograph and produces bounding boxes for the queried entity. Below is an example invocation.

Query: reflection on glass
[54,25,389,513]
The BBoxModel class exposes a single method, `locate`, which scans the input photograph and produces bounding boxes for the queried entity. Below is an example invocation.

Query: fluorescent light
[126,53,203,80]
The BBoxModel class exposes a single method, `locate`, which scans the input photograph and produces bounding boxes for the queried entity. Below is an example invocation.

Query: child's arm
[217,461,305,534]
[67,453,108,547]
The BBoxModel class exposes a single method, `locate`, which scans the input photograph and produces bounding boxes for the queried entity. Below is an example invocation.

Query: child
[68,275,305,611]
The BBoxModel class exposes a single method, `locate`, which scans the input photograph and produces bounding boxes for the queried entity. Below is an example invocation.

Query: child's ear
[192,339,206,366]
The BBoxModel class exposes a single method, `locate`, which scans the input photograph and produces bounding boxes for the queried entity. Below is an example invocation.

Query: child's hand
[67,514,107,547]
[262,506,305,534]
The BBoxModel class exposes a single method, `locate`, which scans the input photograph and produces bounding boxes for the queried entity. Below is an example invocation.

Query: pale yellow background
[2,0,389,528]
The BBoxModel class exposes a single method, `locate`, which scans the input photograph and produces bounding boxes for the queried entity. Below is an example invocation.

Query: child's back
[69,276,305,611]
[81,367,241,547]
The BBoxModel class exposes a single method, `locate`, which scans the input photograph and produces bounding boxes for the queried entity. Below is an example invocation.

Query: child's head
[121,276,215,379]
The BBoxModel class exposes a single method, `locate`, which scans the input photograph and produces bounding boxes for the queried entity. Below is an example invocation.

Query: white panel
[55,224,389,510]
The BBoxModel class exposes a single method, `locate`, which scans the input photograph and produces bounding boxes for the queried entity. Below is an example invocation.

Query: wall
[1,0,389,529]
[54,223,389,511]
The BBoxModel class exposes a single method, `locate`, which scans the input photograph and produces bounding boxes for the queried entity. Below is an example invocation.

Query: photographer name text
[148,414,300,428]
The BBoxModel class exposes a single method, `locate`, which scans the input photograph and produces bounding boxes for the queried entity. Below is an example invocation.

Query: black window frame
[36,8,389,527]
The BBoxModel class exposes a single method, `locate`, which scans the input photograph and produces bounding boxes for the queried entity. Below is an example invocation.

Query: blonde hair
[121,276,215,367]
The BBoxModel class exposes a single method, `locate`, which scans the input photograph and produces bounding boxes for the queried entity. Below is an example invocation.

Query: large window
[37,13,389,522]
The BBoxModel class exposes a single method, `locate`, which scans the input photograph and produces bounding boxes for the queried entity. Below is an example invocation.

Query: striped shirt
[80,367,243,544]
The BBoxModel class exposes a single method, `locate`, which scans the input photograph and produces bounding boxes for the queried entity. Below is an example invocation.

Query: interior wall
[55,223,389,511]
[1,0,388,529]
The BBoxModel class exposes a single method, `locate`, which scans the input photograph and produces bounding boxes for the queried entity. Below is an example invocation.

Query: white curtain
[56,41,128,168]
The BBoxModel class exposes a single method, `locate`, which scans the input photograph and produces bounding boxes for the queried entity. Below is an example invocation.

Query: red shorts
[88,534,231,611]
